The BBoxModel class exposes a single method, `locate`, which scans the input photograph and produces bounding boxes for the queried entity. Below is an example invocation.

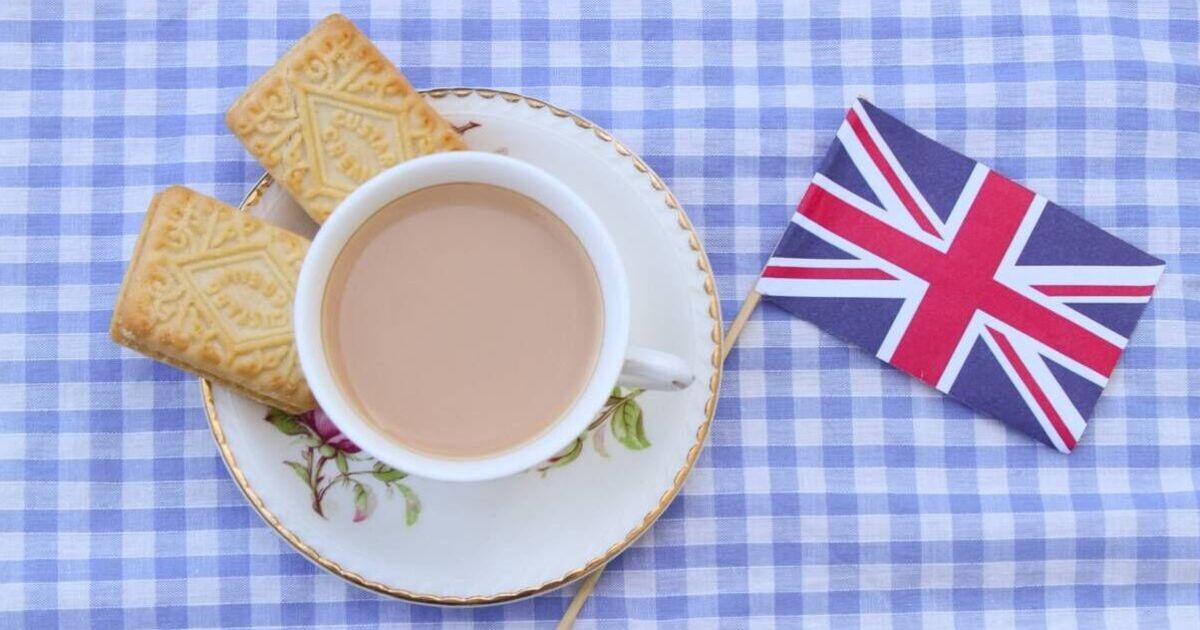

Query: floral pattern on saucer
[537,387,648,474]
[265,387,650,521]
[265,407,420,524]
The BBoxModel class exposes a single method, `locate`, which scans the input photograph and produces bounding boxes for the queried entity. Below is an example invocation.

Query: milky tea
[322,183,604,458]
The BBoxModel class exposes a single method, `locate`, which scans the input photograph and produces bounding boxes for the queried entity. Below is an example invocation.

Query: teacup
[294,152,693,482]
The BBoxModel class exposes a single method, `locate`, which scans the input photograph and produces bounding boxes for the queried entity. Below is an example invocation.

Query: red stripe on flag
[846,108,941,239]
[761,266,895,280]
[1032,284,1155,297]
[987,327,1077,451]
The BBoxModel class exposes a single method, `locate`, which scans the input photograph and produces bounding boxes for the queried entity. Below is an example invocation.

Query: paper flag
[757,99,1165,452]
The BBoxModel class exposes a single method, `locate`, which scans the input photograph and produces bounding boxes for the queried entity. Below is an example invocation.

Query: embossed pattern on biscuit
[225,13,466,224]
[111,186,316,413]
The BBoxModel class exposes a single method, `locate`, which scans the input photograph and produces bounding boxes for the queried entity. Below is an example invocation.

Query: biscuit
[111,186,316,413]
[226,13,466,224]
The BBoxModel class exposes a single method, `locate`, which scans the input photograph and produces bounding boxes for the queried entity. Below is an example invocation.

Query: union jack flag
[758,99,1165,452]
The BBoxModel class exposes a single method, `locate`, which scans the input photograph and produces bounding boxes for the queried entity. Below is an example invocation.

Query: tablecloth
[2,1,1197,627]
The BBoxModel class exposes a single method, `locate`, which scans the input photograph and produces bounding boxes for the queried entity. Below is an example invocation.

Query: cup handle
[617,346,694,391]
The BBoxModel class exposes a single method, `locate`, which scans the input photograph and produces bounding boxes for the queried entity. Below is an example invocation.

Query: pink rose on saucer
[297,407,361,454]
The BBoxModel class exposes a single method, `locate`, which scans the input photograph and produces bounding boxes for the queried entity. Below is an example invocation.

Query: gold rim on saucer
[201,87,723,605]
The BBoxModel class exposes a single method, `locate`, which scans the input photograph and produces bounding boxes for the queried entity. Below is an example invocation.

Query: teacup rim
[293,151,631,482]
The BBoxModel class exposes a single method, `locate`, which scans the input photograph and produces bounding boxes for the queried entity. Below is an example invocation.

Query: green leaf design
[268,408,311,437]
[633,413,650,448]
[372,467,408,484]
[558,437,584,464]
[540,437,583,473]
[352,482,369,522]
[610,403,629,443]
[396,483,421,526]
[285,460,310,487]
[318,444,336,458]
[613,397,650,450]
[335,452,348,475]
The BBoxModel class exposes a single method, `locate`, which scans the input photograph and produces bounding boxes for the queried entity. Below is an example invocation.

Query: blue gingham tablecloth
[2,1,1198,627]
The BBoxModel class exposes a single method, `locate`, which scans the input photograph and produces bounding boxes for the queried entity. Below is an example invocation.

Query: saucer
[201,88,722,605]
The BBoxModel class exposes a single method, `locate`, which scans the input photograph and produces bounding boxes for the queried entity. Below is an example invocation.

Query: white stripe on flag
[1000,265,1165,287]
[935,312,987,393]
[756,277,913,299]
[850,100,945,238]
[940,163,989,244]
[875,291,923,364]
[766,257,879,269]
[978,327,1073,453]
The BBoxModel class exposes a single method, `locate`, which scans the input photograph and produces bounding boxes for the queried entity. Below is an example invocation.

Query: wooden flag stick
[555,568,604,630]
[721,289,761,363]
[557,287,764,629]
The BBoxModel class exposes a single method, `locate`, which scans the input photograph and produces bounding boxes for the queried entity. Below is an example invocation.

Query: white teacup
[294,152,693,482]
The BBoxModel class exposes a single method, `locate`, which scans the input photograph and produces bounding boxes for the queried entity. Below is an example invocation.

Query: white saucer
[202,88,722,605]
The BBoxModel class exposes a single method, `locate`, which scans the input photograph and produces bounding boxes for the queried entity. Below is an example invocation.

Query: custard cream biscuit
[226,13,466,224]
[111,186,316,413]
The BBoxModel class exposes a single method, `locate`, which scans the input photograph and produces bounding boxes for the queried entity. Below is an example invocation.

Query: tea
[322,183,603,458]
